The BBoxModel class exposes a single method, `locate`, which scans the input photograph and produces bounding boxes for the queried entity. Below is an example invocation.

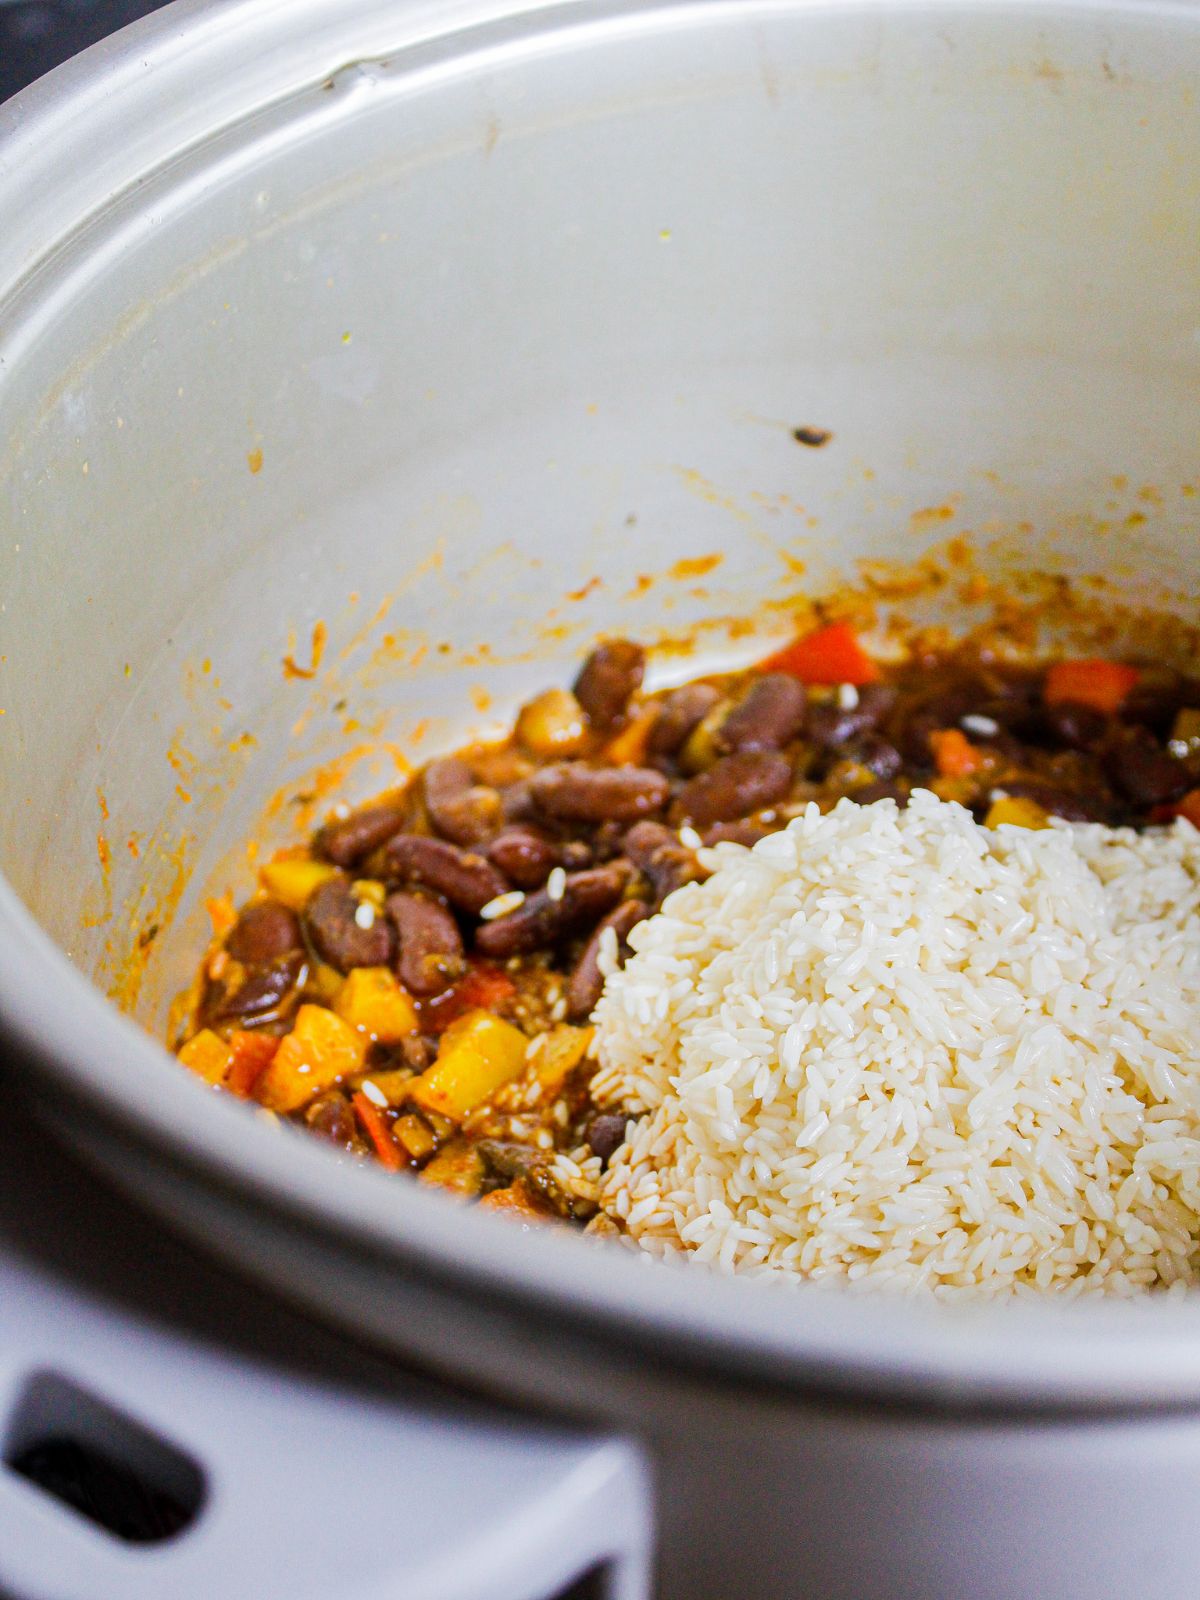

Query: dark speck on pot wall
[792,426,832,447]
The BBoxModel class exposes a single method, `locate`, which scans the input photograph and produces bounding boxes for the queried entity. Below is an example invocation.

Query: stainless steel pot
[3,0,1200,1594]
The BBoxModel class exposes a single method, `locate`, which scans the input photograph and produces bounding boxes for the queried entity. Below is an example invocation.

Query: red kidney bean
[306,1093,369,1155]
[852,780,909,808]
[486,826,560,889]
[384,834,509,916]
[586,1112,631,1165]
[207,953,304,1025]
[1104,730,1190,807]
[530,763,670,824]
[567,898,650,1020]
[999,780,1106,823]
[422,757,502,846]
[386,891,466,996]
[316,803,407,868]
[648,682,721,759]
[475,864,631,958]
[225,900,301,965]
[807,684,896,749]
[897,684,981,764]
[1042,701,1108,750]
[573,640,645,730]
[304,876,396,972]
[623,820,703,904]
[716,673,806,754]
[858,735,903,780]
[499,778,538,825]
[671,751,792,827]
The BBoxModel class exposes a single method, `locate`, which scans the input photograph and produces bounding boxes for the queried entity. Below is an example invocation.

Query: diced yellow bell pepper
[334,967,418,1043]
[407,1009,529,1121]
[392,1112,437,1162]
[178,1028,232,1085]
[419,1140,485,1195]
[258,856,338,911]
[478,1181,552,1224]
[514,688,588,758]
[358,1069,416,1107]
[527,1024,594,1094]
[308,962,344,1004]
[256,1003,367,1112]
[984,795,1051,830]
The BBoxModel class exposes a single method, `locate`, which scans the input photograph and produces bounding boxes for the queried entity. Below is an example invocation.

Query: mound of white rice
[583,791,1200,1298]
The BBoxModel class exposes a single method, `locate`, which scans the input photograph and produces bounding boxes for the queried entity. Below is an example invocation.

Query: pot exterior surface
[5,0,1200,1416]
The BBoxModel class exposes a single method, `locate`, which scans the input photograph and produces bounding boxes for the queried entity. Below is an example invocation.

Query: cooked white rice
[582,791,1200,1298]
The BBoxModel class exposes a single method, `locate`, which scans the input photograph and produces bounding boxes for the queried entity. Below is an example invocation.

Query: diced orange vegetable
[984,795,1051,830]
[478,1181,553,1225]
[393,1113,437,1162]
[351,1091,406,1171]
[423,963,517,1034]
[527,1024,594,1093]
[1177,790,1200,830]
[258,856,338,911]
[419,1141,486,1196]
[334,967,418,1043]
[930,727,985,778]
[256,1003,367,1113]
[514,688,588,757]
[603,707,659,767]
[358,1068,416,1107]
[178,1029,232,1085]
[760,622,880,686]
[408,1009,529,1121]
[226,1030,280,1098]
[1043,659,1138,715]
[205,893,238,939]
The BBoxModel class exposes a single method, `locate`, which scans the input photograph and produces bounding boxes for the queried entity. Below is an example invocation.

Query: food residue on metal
[247,448,264,475]
[283,620,328,680]
[791,426,832,448]
[668,554,724,581]
[566,577,602,602]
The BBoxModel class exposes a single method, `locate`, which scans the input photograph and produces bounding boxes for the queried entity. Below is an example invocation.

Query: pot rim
[5,0,1200,1410]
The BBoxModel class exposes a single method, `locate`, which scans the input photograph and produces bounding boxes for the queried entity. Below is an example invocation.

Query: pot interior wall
[2,1,1199,1036]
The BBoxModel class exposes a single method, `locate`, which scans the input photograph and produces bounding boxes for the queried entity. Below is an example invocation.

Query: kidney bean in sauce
[672,751,793,827]
[304,876,395,972]
[531,763,670,824]
[179,623,1197,1209]
[385,834,509,916]
[225,901,301,965]
[574,640,645,731]
[716,673,807,754]
[387,890,465,996]
[316,803,407,867]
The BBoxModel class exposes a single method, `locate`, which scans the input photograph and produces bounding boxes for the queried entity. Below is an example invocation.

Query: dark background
[0,0,173,102]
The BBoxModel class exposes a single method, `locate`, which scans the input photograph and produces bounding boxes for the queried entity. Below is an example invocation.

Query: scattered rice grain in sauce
[572,791,1200,1298]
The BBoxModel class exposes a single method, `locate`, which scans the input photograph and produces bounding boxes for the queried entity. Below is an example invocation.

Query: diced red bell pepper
[760,622,880,686]
[1043,659,1138,716]
[352,1091,406,1171]
[225,1030,279,1098]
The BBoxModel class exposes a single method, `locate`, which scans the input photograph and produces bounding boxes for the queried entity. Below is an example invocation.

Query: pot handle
[0,1255,653,1600]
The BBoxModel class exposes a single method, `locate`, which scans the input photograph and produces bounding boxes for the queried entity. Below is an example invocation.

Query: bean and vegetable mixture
[176,621,1200,1229]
